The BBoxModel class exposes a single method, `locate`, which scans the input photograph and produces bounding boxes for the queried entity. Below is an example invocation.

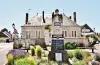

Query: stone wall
[64,37,89,46]
[14,38,44,48]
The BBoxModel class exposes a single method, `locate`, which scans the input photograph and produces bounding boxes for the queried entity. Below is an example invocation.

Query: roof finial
[28,9,32,13]
[63,9,64,13]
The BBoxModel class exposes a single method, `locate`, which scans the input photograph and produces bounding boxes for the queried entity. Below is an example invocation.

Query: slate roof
[22,13,80,27]
[82,24,94,32]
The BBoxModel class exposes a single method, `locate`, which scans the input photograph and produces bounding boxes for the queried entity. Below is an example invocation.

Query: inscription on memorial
[51,40,64,51]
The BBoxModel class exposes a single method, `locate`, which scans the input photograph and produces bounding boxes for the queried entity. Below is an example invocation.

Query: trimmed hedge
[7,54,13,65]
[36,45,43,58]
[30,46,35,56]
[64,42,77,49]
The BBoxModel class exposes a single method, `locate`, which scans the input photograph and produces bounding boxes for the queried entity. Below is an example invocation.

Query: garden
[6,43,100,65]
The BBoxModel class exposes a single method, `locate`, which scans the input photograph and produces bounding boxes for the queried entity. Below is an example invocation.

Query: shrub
[42,52,48,57]
[40,42,47,50]
[28,57,37,65]
[73,60,87,65]
[91,61,100,65]
[36,45,42,58]
[71,42,77,49]
[13,43,23,49]
[14,58,30,65]
[82,51,91,58]
[30,46,35,56]
[45,24,52,32]
[83,56,93,64]
[95,53,100,62]
[64,42,77,49]
[18,43,23,48]
[39,60,58,65]
[7,49,27,60]
[74,49,83,60]
[13,43,17,49]
[68,51,73,58]
[7,54,13,65]
[77,43,84,47]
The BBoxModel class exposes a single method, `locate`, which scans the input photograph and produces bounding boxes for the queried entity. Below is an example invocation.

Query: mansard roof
[22,13,80,27]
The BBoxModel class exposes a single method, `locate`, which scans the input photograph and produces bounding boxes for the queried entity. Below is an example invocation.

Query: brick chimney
[73,12,76,23]
[42,11,45,23]
[69,16,71,19]
[25,13,28,24]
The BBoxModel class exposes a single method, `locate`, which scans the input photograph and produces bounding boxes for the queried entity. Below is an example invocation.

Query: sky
[0,0,100,34]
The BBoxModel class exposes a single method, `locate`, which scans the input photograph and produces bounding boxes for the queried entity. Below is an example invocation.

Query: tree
[1,28,8,32]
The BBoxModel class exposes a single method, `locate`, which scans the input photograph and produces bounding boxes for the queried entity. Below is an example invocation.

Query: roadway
[0,42,13,65]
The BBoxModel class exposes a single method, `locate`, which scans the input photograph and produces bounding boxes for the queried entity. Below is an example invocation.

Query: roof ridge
[63,13,80,26]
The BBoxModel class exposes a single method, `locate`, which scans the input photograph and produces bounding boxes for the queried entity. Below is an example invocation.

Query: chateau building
[21,9,92,45]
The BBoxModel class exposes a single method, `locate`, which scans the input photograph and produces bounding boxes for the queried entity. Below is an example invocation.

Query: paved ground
[83,44,100,53]
[0,42,13,65]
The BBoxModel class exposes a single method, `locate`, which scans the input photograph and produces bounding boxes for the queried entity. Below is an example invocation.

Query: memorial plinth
[48,9,68,62]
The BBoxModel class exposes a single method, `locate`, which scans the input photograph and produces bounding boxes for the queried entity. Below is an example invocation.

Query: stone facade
[21,9,88,45]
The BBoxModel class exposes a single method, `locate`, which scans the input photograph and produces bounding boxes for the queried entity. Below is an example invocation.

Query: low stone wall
[64,37,89,46]
[14,38,45,48]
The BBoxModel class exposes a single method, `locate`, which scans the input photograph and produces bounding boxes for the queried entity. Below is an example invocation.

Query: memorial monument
[48,9,68,62]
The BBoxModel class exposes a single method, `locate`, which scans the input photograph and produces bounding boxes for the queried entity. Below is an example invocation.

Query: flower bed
[6,45,100,65]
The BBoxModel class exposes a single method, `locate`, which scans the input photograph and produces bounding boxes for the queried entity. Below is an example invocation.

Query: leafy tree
[1,28,8,32]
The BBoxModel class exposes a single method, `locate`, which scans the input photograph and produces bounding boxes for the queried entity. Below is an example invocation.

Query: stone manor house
[21,9,93,45]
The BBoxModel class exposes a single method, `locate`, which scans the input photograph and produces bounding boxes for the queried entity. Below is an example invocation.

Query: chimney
[73,12,76,23]
[69,16,71,19]
[42,11,45,23]
[25,13,28,24]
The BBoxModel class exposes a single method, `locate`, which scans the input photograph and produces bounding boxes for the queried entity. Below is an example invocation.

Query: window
[36,31,37,38]
[65,31,67,37]
[72,31,73,37]
[29,31,31,38]
[72,31,76,37]
[36,31,41,38]
[38,31,40,38]
[63,31,67,37]
[75,31,76,37]
[26,31,28,38]
[26,31,31,38]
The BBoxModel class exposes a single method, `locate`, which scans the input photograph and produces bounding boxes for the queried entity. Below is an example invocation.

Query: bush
[77,43,84,47]
[82,51,91,58]
[42,52,48,57]
[40,42,47,50]
[68,51,73,58]
[83,56,93,64]
[91,61,100,65]
[74,49,83,60]
[7,49,27,60]
[36,45,42,58]
[13,43,17,49]
[39,60,58,65]
[95,53,100,62]
[73,60,87,65]
[64,42,77,49]
[14,58,30,65]
[18,43,23,48]
[30,46,35,56]
[7,54,13,65]
[28,57,37,65]
[13,43,23,49]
